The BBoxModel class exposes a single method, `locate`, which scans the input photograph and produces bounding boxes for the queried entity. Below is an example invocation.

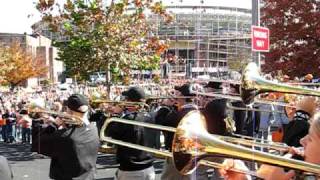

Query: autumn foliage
[0,42,48,88]
[261,0,320,77]
[36,0,173,83]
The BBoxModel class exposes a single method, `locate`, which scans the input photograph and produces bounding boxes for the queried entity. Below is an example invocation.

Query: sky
[0,0,251,34]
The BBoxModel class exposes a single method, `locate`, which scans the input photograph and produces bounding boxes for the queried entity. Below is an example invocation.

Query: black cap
[174,83,195,96]
[66,94,89,113]
[122,87,146,101]
[205,81,222,89]
[19,109,28,115]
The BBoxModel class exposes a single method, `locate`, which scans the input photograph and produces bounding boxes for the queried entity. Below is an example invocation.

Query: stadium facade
[152,0,252,78]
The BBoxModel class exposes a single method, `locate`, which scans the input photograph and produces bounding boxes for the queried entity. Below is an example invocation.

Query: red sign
[251,26,270,52]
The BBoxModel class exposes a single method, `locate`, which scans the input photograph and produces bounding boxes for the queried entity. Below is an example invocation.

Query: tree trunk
[105,63,111,99]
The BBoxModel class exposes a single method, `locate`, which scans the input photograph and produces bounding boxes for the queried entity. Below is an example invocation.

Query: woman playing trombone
[220,110,320,180]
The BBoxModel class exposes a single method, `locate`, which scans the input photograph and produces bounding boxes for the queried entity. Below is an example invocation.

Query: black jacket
[32,123,99,180]
[283,110,310,147]
[231,101,247,135]
[159,104,197,151]
[107,112,154,171]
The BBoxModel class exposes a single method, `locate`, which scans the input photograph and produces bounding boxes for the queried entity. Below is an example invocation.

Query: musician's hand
[288,147,304,158]
[111,105,122,114]
[42,114,55,124]
[219,159,250,180]
[257,164,295,180]
[54,117,65,127]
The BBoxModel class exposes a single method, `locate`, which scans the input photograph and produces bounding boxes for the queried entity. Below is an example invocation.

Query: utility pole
[252,0,261,67]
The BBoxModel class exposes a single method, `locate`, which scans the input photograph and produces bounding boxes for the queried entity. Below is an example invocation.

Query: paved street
[0,142,164,180]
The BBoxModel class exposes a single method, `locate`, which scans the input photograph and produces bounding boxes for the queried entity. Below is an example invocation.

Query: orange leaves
[36,0,55,11]
[134,0,143,7]
[150,2,165,15]
[155,43,169,55]
[146,37,170,55]
[0,42,48,86]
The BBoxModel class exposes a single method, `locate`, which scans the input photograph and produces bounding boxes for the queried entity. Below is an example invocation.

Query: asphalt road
[0,142,164,180]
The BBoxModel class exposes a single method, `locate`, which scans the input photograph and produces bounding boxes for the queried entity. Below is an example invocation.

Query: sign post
[251,26,270,52]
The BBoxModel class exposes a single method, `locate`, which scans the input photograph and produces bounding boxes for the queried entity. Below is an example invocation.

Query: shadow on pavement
[0,142,42,162]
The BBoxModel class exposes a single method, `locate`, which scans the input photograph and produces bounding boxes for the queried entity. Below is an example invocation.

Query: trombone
[90,100,149,111]
[241,62,320,105]
[147,96,195,100]
[190,88,293,107]
[226,102,286,114]
[100,111,320,176]
[28,105,83,126]
[190,63,320,108]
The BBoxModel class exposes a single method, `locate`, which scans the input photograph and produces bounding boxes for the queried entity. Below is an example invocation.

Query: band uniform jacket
[106,112,154,171]
[32,123,99,180]
[159,104,198,151]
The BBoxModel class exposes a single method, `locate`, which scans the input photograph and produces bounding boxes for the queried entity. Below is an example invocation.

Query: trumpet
[28,105,83,126]
[100,111,319,176]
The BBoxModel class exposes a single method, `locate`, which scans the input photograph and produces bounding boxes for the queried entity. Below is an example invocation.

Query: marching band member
[283,97,317,147]
[220,111,320,180]
[31,94,99,180]
[159,83,199,180]
[220,97,320,180]
[107,87,155,180]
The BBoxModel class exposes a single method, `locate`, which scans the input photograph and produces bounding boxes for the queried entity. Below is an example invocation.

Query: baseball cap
[174,83,195,96]
[122,87,146,101]
[66,94,89,113]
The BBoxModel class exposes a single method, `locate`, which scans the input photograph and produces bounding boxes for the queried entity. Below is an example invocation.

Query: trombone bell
[172,110,208,174]
[240,62,320,105]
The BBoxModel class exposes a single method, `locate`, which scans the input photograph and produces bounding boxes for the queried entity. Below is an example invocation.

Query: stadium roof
[157,0,251,10]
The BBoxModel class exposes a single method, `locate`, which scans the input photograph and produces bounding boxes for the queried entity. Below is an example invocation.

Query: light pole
[252,0,261,67]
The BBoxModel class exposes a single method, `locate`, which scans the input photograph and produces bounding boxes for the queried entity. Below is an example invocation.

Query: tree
[228,50,251,73]
[261,0,320,77]
[0,42,48,89]
[36,0,172,85]
[54,39,98,80]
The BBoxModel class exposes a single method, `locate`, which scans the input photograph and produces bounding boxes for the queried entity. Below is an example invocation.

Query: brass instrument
[223,116,289,152]
[99,112,318,176]
[28,105,83,126]
[99,117,256,176]
[147,96,195,100]
[90,100,149,111]
[172,110,320,175]
[226,102,285,114]
[190,88,293,107]
[241,62,320,105]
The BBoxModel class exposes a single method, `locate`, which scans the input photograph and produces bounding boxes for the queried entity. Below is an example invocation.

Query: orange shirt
[0,118,6,126]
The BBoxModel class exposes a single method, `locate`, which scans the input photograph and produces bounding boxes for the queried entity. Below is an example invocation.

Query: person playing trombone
[31,94,100,180]
[220,98,320,180]
[107,86,155,180]
[159,83,199,180]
